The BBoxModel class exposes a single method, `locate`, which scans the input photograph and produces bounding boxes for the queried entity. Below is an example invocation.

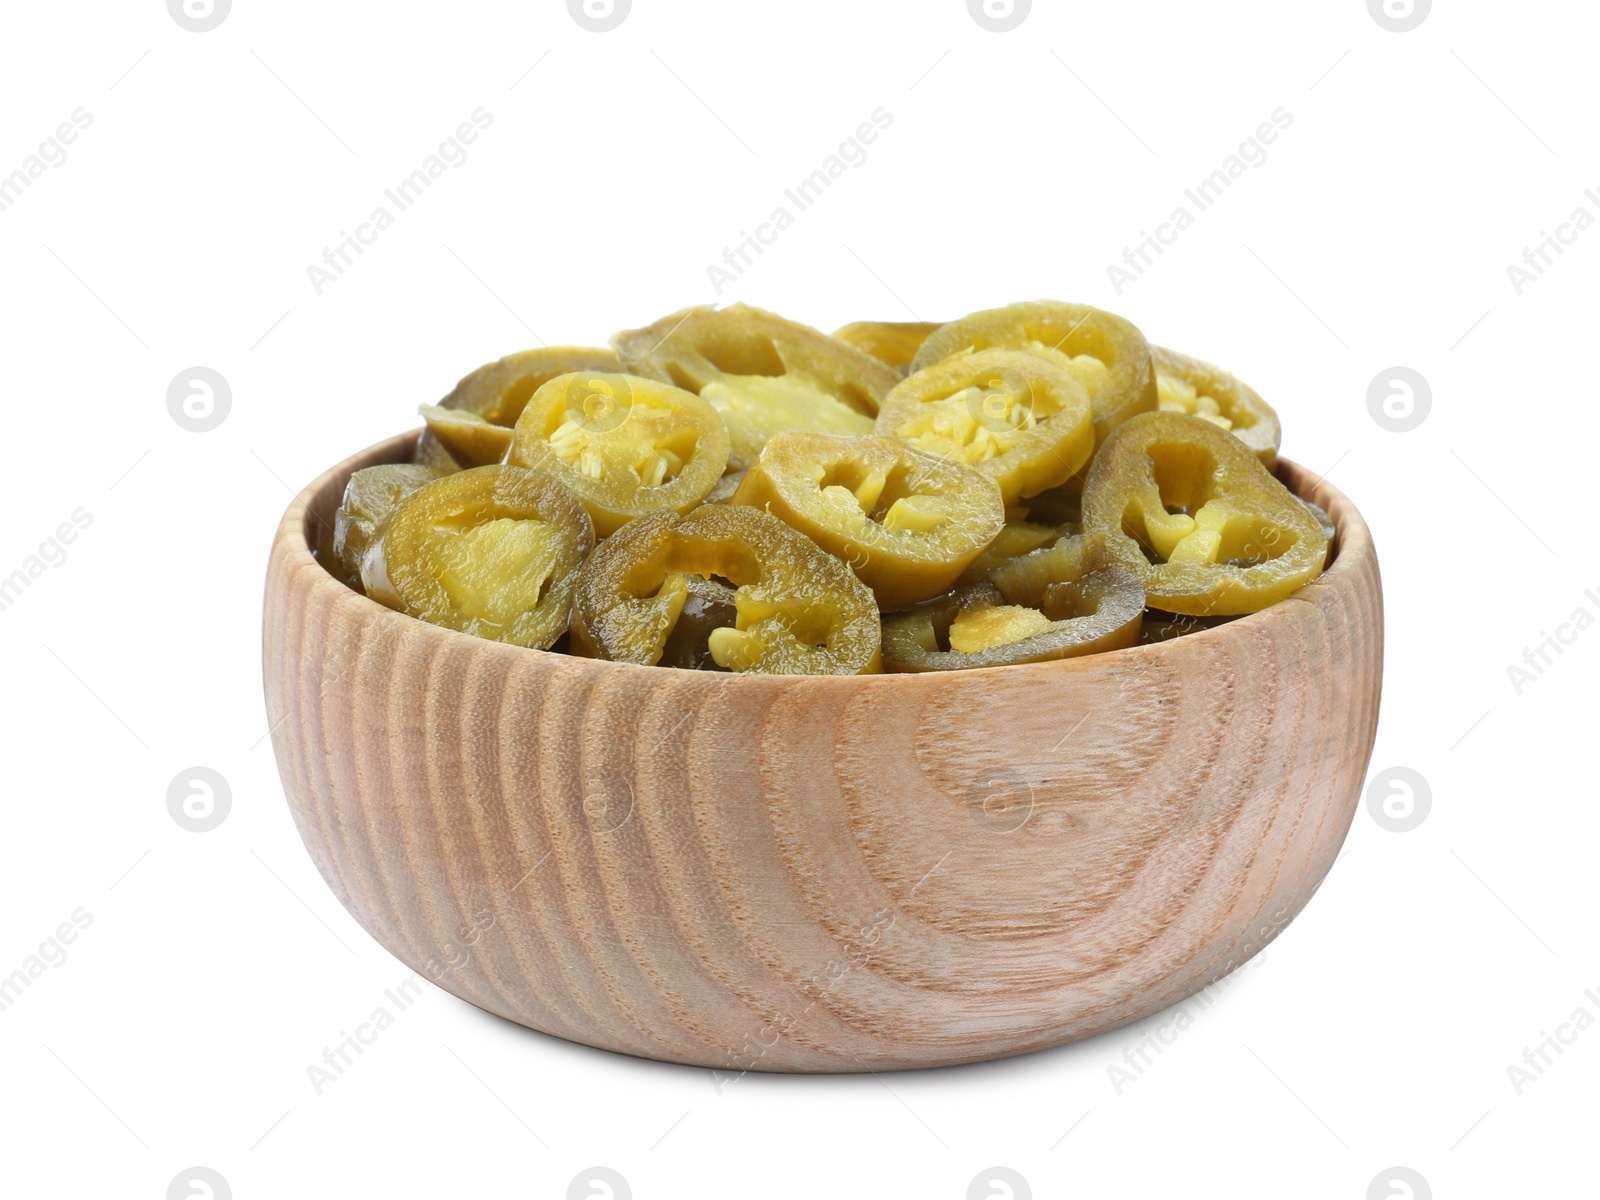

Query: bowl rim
[270,428,1376,687]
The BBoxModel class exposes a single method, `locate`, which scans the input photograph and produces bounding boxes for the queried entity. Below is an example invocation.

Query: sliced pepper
[832,320,945,373]
[957,519,1064,585]
[981,531,1112,607]
[1081,410,1329,615]
[910,301,1158,451]
[1153,345,1281,466]
[731,431,1005,612]
[876,349,1094,506]
[570,505,880,674]
[656,573,738,671]
[330,463,449,590]
[362,465,595,649]
[508,372,730,537]
[418,405,513,468]
[441,345,623,425]
[414,345,622,470]
[881,534,1144,671]
[412,430,463,472]
[612,304,899,471]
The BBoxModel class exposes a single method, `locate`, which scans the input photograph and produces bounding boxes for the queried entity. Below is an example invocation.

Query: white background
[1,1,1594,1197]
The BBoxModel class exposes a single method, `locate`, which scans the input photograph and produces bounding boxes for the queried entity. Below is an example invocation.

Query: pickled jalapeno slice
[957,519,1065,586]
[570,505,880,675]
[414,345,624,471]
[881,536,1144,671]
[418,405,514,468]
[441,346,624,426]
[832,320,945,374]
[656,573,739,671]
[362,465,595,649]
[1153,345,1281,466]
[910,301,1158,450]
[508,372,730,537]
[331,463,449,590]
[612,304,899,471]
[876,349,1094,506]
[982,532,1112,608]
[412,430,464,472]
[731,431,1005,612]
[1081,410,1330,615]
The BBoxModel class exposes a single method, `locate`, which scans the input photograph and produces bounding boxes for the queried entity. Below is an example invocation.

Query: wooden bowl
[264,431,1382,1073]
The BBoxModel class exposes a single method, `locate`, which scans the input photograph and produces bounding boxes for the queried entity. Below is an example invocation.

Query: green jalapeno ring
[877,349,1095,508]
[881,567,1145,671]
[1152,344,1281,466]
[612,303,900,471]
[364,464,595,649]
[331,463,450,591]
[880,533,1144,671]
[731,430,1006,612]
[909,301,1158,450]
[508,372,731,538]
[414,346,623,471]
[571,505,881,675]
[1081,410,1329,616]
[832,320,945,375]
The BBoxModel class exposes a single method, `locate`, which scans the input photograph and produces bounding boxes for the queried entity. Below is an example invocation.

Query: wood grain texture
[264,430,1383,1073]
